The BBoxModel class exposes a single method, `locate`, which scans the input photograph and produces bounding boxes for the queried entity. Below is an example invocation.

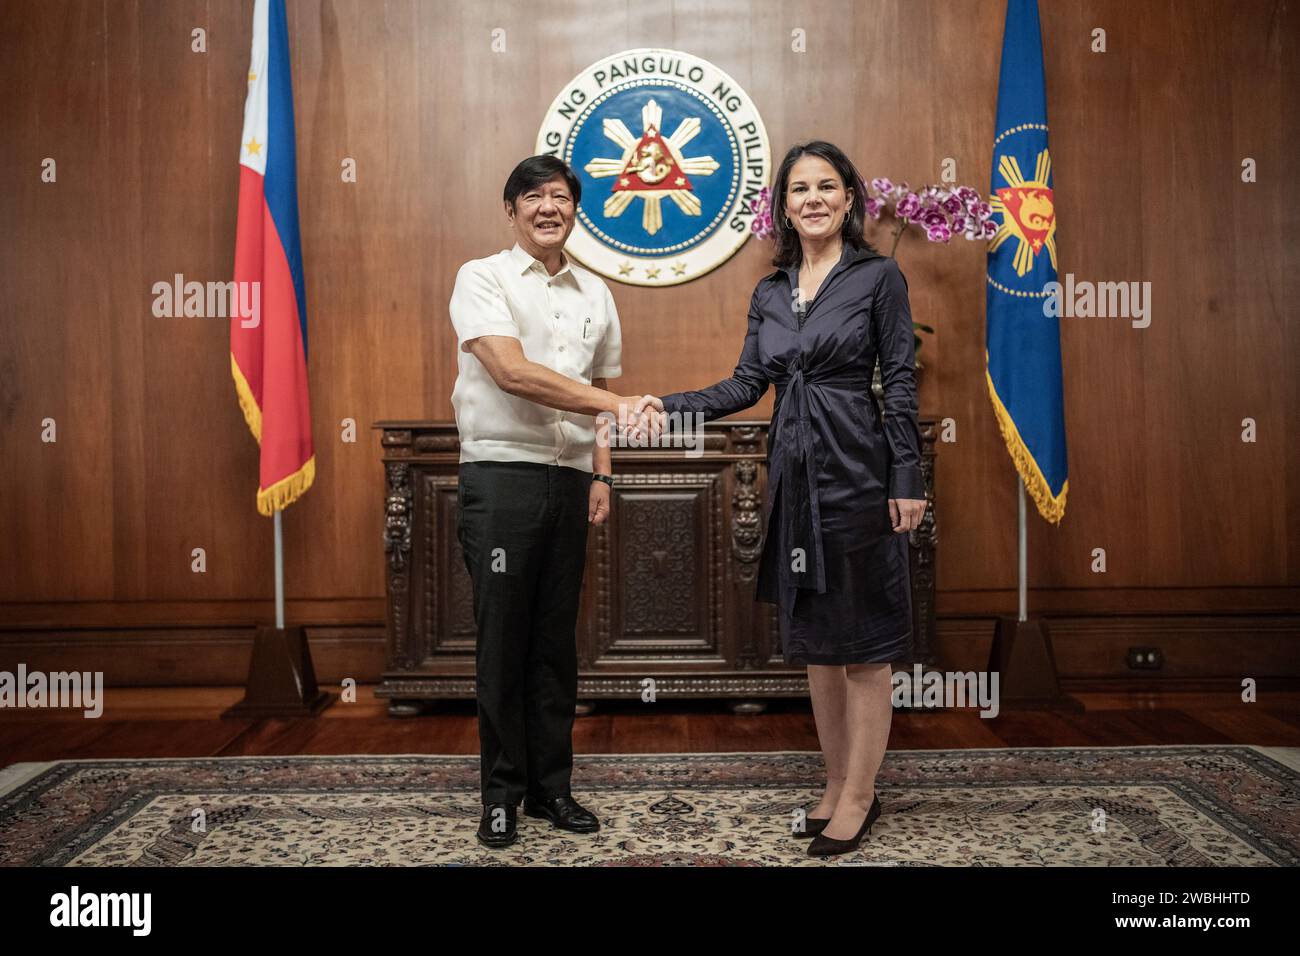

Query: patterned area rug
[1,746,1296,866]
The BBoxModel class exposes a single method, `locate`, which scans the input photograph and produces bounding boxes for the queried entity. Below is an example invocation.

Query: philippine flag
[231,0,314,516]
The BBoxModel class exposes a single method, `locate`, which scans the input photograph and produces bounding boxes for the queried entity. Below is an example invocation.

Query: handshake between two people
[600,393,669,446]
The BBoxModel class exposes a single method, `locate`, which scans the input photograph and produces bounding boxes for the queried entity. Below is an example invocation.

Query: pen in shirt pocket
[583,316,591,339]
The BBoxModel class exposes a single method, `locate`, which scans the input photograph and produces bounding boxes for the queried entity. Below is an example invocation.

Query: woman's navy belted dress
[661,244,924,665]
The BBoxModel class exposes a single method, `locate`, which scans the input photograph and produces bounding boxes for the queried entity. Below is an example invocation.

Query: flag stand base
[987,616,1084,712]
[223,625,335,719]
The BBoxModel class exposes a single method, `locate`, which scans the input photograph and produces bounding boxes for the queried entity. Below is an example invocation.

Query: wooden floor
[1,685,1298,764]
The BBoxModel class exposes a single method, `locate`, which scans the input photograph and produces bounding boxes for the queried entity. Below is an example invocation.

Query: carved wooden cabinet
[375,420,937,715]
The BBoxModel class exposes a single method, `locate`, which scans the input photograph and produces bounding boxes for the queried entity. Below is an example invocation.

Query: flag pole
[224,503,332,718]
[987,473,1079,710]
[273,509,285,629]
[1018,478,1027,622]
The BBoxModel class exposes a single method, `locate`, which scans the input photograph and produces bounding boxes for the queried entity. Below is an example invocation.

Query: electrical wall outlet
[1127,646,1164,670]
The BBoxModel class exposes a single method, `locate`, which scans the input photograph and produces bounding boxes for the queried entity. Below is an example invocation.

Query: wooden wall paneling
[0,1,1294,681]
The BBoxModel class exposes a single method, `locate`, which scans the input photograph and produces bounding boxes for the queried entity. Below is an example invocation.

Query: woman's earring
[784,215,793,228]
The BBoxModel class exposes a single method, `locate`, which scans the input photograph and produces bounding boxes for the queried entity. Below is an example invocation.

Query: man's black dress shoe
[807,794,881,857]
[476,803,518,848]
[523,794,600,833]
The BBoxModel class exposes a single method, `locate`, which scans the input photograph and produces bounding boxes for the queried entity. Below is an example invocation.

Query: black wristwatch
[592,473,614,487]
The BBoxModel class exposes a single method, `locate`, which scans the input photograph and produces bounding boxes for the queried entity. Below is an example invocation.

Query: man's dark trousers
[456,460,591,805]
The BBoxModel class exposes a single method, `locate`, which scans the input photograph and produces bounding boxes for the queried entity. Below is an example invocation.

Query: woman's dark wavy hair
[769,140,878,269]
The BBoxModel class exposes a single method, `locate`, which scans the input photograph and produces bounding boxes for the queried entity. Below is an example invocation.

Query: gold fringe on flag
[984,364,1068,525]
[256,455,315,517]
[230,352,263,443]
[231,351,315,516]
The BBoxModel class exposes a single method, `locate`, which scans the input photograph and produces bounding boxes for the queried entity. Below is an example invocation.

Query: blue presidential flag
[986,0,1068,523]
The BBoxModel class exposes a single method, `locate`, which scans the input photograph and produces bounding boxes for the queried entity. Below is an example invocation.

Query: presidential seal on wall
[536,48,772,287]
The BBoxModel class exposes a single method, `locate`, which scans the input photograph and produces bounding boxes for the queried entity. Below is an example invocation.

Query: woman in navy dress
[653,141,927,856]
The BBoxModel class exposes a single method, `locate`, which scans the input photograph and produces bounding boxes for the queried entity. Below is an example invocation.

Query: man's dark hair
[502,156,582,210]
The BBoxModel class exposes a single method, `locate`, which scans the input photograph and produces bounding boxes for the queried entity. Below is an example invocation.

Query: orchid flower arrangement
[864,178,997,254]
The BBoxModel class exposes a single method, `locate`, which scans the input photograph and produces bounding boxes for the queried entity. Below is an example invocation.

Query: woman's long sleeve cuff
[660,392,686,416]
[889,465,925,500]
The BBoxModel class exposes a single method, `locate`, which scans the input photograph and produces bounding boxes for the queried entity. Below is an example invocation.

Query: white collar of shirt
[507,241,575,282]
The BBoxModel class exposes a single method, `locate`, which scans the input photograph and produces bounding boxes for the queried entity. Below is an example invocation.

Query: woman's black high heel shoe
[806,794,881,857]
[792,815,830,839]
